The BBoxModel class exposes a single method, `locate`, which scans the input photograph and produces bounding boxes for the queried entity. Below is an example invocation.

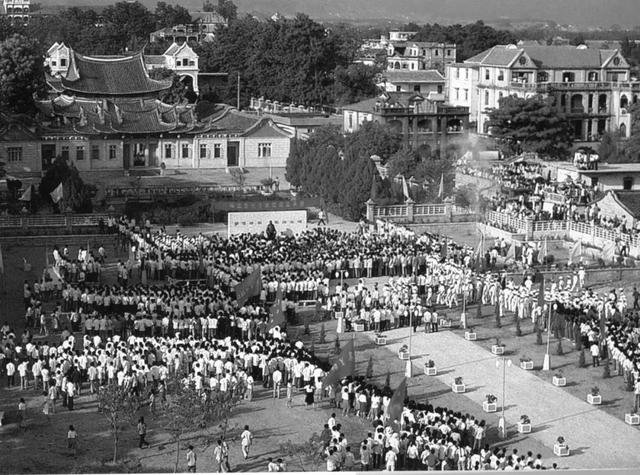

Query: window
[91,145,100,160]
[538,71,549,82]
[51,60,57,66]
[61,145,69,160]
[182,144,189,159]
[437,85,443,94]
[396,85,402,92]
[435,49,439,56]
[7,146,22,162]
[164,144,173,159]
[464,89,469,100]
[60,58,66,67]
[109,145,117,159]
[76,146,85,160]
[258,143,272,158]
[465,69,469,79]
[199,143,208,159]
[485,90,490,106]
[455,69,460,79]
[623,176,633,190]
[446,49,452,56]
[455,88,459,100]
[498,92,504,101]
[213,143,221,158]
[498,70,504,81]
[413,85,420,92]
[485,69,490,80]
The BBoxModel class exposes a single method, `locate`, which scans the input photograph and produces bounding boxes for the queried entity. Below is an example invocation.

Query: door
[123,143,131,169]
[227,141,239,167]
[41,144,56,171]
[148,143,157,167]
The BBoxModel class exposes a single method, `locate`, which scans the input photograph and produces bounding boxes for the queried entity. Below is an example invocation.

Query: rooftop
[558,162,640,174]
[382,70,445,83]
[59,51,172,96]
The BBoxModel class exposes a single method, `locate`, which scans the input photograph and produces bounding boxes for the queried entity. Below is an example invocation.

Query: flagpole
[543,303,552,371]
[405,312,412,377]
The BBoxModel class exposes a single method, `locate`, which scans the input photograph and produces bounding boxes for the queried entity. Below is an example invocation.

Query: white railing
[0,214,108,228]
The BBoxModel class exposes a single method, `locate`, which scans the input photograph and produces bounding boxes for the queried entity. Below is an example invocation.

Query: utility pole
[237,72,241,110]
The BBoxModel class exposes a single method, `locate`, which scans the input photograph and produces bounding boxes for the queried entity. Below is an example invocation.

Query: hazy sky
[62,0,640,28]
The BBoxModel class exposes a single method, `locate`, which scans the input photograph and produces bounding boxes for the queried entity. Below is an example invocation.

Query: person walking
[186,445,197,472]
[6,360,16,387]
[67,425,78,456]
[590,342,600,367]
[137,416,150,449]
[240,425,253,460]
[318,209,327,227]
[213,439,226,473]
[17,398,26,431]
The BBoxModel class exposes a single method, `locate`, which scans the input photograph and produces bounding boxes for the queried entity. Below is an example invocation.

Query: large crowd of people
[1,213,639,472]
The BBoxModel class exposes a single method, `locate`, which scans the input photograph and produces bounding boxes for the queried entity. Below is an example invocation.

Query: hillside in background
[44,0,640,28]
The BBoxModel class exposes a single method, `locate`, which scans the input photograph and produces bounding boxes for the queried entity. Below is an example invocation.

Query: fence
[0,214,109,229]
[105,183,265,199]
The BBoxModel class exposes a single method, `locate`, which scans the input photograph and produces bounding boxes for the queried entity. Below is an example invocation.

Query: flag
[387,377,408,423]
[19,186,32,202]
[475,233,485,258]
[505,243,516,261]
[568,241,582,265]
[50,182,64,203]
[602,241,616,263]
[402,175,410,200]
[537,274,545,309]
[438,173,444,198]
[268,288,286,330]
[323,339,355,388]
[234,267,262,306]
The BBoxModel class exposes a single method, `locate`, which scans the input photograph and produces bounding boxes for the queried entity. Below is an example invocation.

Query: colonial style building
[446,44,638,141]
[149,12,228,43]
[379,70,445,95]
[2,0,29,23]
[386,41,457,73]
[1,50,293,176]
[342,92,469,154]
[47,42,201,93]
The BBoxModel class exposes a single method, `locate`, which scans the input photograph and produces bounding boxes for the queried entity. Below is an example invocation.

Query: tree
[209,0,237,22]
[386,147,420,180]
[332,63,379,106]
[598,130,622,162]
[487,95,574,160]
[623,103,640,162]
[102,1,156,53]
[570,34,586,46]
[39,156,94,213]
[0,34,46,114]
[97,383,143,464]
[164,376,245,473]
[155,2,192,29]
[279,433,326,471]
[149,68,197,104]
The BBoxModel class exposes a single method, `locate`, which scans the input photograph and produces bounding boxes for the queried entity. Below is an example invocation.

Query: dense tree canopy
[0,34,46,114]
[623,103,640,162]
[487,95,574,160]
[410,21,518,61]
[155,2,191,29]
[39,157,94,213]
[195,13,369,107]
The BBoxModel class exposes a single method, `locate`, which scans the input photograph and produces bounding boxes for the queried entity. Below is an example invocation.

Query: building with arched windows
[446,44,637,144]
[2,0,29,24]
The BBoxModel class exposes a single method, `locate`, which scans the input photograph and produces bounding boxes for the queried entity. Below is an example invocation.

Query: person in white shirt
[272,368,282,398]
[240,425,253,459]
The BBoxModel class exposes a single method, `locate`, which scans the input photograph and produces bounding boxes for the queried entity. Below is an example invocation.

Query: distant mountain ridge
[46,0,640,28]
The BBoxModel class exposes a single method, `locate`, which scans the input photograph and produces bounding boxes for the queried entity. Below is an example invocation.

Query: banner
[438,173,444,198]
[234,267,262,306]
[268,288,286,330]
[19,186,32,202]
[568,241,582,265]
[602,241,616,263]
[402,176,410,200]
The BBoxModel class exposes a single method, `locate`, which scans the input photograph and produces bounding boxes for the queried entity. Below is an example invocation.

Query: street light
[542,303,554,371]
[405,310,413,377]
[496,357,512,439]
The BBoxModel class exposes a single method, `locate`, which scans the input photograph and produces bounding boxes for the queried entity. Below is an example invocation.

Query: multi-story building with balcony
[386,41,457,74]
[2,0,29,23]
[446,44,638,143]
[342,92,469,155]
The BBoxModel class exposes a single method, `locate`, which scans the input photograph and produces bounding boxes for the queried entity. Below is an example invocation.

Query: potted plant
[483,394,498,412]
[353,319,365,332]
[519,356,534,370]
[260,177,275,195]
[464,325,477,341]
[625,408,640,425]
[552,370,566,387]
[398,344,410,360]
[452,376,466,393]
[375,333,387,345]
[587,386,602,405]
[518,414,532,433]
[554,436,570,456]
[491,337,505,355]
[424,359,437,376]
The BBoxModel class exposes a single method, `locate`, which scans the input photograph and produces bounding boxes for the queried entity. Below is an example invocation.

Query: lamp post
[496,356,512,439]
[542,303,553,371]
[405,310,413,377]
